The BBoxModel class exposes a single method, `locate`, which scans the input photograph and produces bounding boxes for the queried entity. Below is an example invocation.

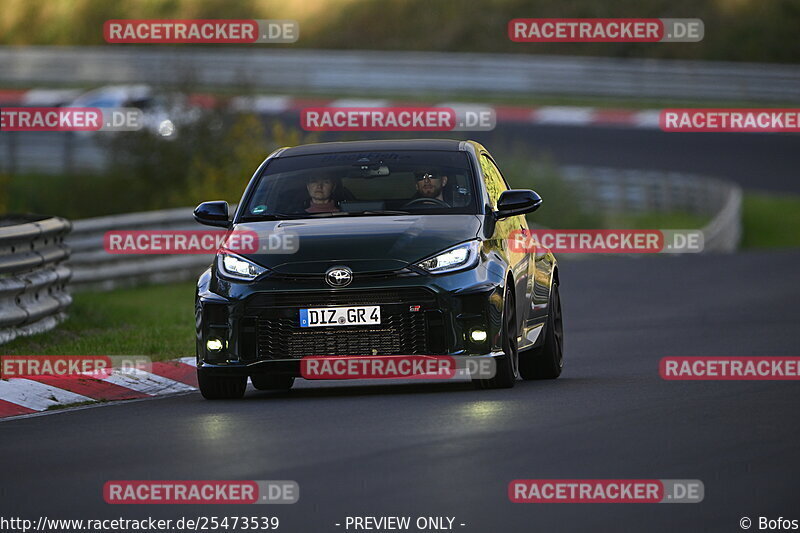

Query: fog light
[206,338,224,352]
[470,329,488,342]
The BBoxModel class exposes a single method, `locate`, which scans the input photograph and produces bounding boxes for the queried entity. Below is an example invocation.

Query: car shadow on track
[246,378,476,400]
[236,376,588,401]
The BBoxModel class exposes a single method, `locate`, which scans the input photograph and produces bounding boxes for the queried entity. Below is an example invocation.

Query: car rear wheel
[474,285,518,389]
[197,370,247,399]
[519,281,563,380]
[251,374,294,391]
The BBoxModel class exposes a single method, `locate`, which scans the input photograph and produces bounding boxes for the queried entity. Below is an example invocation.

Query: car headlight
[217,252,266,281]
[158,119,175,137]
[416,241,480,274]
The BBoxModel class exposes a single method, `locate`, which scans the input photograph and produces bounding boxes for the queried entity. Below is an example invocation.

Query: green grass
[1,282,196,360]
[4,172,126,219]
[46,399,108,411]
[602,211,711,230]
[742,193,800,249]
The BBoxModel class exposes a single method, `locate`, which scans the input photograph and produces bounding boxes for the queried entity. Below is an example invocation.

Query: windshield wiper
[306,211,353,217]
[243,210,411,220]
[242,213,307,220]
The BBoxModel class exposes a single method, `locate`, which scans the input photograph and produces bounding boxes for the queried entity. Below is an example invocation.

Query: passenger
[305,176,341,213]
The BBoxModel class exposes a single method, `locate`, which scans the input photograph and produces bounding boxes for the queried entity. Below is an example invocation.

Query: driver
[412,171,449,203]
[305,176,341,213]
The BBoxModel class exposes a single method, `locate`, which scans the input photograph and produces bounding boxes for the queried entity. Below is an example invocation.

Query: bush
[103,111,317,210]
[1,112,317,219]
[2,0,798,63]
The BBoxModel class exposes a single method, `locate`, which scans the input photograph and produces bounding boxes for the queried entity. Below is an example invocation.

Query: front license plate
[299,306,381,328]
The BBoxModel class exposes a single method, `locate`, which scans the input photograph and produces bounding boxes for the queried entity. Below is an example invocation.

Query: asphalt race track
[2,249,799,532]
[478,125,800,194]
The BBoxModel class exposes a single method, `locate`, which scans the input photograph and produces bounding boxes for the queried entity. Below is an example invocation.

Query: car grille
[241,288,444,360]
[247,289,434,307]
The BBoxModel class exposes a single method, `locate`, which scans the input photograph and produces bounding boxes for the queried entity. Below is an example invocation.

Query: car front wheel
[474,285,518,389]
[519,281,563,380]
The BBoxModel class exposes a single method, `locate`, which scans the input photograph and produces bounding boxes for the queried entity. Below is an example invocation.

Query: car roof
[277,139,467,157]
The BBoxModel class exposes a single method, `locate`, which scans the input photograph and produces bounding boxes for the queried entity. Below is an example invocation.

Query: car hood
[232,215,483,274]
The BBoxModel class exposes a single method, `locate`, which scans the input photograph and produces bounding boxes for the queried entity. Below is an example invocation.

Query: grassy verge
[602,211,711,230]
[1,282,196,360]
[4,172,124,219]
[742,193,800,249]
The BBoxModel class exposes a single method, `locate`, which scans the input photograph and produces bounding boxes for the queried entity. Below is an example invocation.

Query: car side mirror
[194,201,230,228]
[495,189,542,219]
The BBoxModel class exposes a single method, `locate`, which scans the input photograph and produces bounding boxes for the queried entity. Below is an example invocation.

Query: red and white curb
[0,87,661,129]
[0,357,198,419]
[235,96,663,129]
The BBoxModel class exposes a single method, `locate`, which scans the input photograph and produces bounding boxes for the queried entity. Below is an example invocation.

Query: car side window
[479,154,509,209]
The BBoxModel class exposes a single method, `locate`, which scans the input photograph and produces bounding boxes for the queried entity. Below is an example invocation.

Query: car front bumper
[196,263,508,377]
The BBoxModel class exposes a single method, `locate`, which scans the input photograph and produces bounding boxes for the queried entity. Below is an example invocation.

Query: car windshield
[240,150,478,220]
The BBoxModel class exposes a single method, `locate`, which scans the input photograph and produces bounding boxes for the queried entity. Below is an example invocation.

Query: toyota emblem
[325,266,353,288]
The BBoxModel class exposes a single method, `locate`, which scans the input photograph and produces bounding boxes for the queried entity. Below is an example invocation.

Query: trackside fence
[1,46,798,102]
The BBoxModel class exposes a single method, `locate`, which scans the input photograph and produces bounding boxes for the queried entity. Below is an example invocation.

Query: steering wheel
[403,197,450,208]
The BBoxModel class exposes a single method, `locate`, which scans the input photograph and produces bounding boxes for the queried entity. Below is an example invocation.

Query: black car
[193,139,563,399]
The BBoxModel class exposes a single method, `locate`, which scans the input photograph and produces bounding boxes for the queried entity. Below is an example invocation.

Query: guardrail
[560,166,742,252]
[0,215,72,344]
[1,46,799,102]
[67,207,218,291]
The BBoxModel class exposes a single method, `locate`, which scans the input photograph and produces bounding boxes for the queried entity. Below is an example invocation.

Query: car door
[477,152,532,333]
